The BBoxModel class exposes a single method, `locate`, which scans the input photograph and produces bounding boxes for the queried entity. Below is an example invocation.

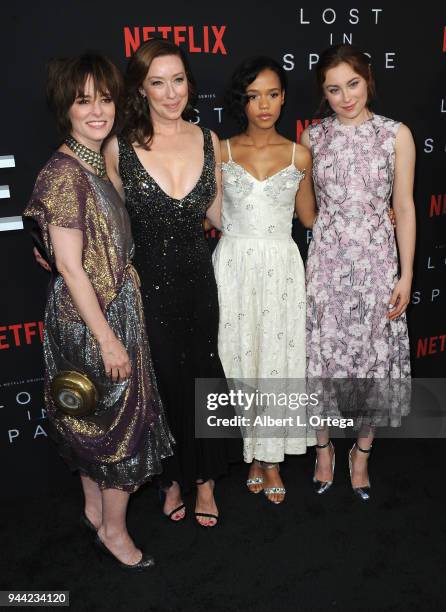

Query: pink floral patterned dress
[306,114,411,388]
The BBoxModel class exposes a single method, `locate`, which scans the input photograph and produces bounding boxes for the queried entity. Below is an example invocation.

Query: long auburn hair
[122,38,197,149]
[316,44,376,116]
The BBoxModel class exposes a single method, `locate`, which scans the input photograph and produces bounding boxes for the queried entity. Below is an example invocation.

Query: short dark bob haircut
[46,52,124,138]
[225,56,287,130]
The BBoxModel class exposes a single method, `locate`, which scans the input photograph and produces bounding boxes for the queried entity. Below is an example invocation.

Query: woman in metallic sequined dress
[24,54,173,568]
[105,39,233,527]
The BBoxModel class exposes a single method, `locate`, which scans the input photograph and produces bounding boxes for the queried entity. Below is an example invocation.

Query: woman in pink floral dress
[301,45,416,501]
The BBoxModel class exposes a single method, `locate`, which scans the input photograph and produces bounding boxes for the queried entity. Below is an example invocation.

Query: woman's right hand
[33,247,51,272]
[99,335,131,382]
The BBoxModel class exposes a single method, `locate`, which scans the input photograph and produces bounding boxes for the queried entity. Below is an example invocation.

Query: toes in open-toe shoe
[195,480,219,526]
[194,512,219,527]
[246,476,264,492]
[261,462,286,504]
[263,486,286,504]
[159,488,186,522]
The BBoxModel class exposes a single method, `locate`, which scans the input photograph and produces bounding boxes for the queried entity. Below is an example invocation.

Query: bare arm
[103,136,125,199]
[205,131,222,230]
[294,146,317,228]
[300,127,311,151]
[388,124,416,320]
[48,224,131,380]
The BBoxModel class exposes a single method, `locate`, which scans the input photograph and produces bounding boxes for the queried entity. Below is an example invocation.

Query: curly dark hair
[225,56,287,130]
[122,38,197,149]
[315,44,376,116]
[46,52,124,138]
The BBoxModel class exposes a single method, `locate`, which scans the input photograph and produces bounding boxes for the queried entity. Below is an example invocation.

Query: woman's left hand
[388,207,396,228]
[387,276,412,320]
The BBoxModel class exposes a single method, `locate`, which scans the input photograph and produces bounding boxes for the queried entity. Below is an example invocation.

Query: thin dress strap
[291,142,296,165]
[226,139,233,161]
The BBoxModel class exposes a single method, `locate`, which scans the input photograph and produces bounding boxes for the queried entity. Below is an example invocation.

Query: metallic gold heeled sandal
[348,442,372,502]
[313,440,335,495]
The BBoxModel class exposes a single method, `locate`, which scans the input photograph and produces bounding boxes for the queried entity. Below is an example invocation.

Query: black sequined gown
[118,128,232,491]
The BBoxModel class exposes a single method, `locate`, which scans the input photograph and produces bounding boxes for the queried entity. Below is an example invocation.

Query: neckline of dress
[54,150,110,181]
[333,113,375,129]
[126,132,206,202]
[222,159,300,183]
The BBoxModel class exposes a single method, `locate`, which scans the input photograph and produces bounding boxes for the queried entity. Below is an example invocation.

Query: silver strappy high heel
[313,440,335,495]
[261,462,286,504]
[246,460,264,493]
[348,442,372,502]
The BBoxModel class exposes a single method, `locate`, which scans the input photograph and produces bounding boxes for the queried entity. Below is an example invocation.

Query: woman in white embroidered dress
[212,57,317,503]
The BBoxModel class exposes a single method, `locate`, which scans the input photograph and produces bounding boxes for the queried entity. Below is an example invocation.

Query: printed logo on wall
[411,289,441,305]
[193,92,222,126]
[1,380,47,445]
[416,334,446,358]
[123,25,228,57]
[423,137,446,154]
[282,7,396,72]
[429,195,446,218]
[0,321,44,350]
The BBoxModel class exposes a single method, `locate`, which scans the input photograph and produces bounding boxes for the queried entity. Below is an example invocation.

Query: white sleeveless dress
[213,140,315,463]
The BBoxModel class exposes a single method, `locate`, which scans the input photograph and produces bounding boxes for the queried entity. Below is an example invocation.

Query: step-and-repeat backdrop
[1,2,445,495]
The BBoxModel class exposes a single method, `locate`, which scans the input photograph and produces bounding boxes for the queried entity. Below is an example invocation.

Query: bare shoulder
[103,135,119,158]
[300,127,311,149]
[295,143,312,170]
[220,137,230,163]
[395,123,414,144]
[208,129,219,144]
[209,129,220,151]
[103,135,119,174]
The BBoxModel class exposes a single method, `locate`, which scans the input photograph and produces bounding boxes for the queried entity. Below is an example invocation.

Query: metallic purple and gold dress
[24,152,173,491]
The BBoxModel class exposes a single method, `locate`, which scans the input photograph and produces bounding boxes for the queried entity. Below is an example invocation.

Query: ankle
[316,441,333,452]
[100,524,128,541]
[84,506,102,522]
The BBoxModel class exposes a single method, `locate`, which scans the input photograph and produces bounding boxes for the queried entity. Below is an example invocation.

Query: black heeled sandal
[348,442,372,502]
[194,481,219,527]
[159,487,186,522]
[313,441,335,495]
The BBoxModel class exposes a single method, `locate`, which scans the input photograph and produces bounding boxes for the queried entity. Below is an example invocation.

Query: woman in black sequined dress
[105,39,232,526]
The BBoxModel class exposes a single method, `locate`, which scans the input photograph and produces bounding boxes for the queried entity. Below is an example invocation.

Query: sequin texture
[24,154,173,491]
[118,127,234,491]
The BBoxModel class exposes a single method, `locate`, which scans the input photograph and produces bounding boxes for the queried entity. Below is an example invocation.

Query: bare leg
[161,480,185,520]
[195,480,218,527]
[314,428,334,482]
[80,474,102,530]
[350,430,374,487]
[97,488,142,565]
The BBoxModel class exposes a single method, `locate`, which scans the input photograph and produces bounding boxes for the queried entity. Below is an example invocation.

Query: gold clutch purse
[51,370,98,417]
